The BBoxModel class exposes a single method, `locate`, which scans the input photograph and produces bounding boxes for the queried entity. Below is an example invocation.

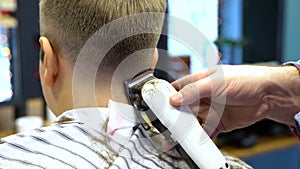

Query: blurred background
[0,0,299,168]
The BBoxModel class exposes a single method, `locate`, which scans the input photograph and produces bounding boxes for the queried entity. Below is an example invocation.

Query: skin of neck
[41,43,158,116]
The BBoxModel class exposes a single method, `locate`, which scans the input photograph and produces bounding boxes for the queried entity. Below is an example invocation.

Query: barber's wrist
[265,65,300,125]
[282,60,300,140]
[282,61,300,112]
[283,60,300,72]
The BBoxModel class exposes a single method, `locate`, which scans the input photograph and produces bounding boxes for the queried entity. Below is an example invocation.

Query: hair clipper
[124,69,229,169]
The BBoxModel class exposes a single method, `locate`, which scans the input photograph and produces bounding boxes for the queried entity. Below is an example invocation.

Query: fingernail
[171,93,182,103]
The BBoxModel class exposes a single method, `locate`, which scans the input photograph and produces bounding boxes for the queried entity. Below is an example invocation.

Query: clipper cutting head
[124,69,156,130]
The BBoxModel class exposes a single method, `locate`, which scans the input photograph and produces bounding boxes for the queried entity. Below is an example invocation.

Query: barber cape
[0,101,252,169]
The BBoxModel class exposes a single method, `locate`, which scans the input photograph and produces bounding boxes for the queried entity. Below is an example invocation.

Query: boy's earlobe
[43,68,54,86]
[151,48,159,69]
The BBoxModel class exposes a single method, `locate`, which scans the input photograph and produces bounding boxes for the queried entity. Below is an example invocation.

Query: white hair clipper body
[142,78,228,169]
[124,69,229,169]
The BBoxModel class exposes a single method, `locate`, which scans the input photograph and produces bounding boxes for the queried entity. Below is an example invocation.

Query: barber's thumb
[170,83,200,106]
[170,92,183,106]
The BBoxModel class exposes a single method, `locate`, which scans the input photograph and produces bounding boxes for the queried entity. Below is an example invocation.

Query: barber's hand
[170,65,296,137]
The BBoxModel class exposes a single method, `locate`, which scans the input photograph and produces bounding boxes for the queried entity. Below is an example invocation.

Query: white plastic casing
[142,79,228,169]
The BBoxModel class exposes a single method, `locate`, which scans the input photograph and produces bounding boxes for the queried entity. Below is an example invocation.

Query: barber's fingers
[170,76,213,106]
[202,106,224,137]
[190,100,223,138]
[172,68,216,90]
[172,73,202,91]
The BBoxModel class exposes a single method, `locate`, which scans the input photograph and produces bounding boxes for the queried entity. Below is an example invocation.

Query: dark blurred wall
[243,0,284,63]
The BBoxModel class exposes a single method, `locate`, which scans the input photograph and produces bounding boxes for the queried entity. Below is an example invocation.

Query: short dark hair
[39,0,166,64]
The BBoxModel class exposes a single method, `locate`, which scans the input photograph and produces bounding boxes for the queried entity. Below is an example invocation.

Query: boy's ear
[151,48,159,69]
[39,37,58,86]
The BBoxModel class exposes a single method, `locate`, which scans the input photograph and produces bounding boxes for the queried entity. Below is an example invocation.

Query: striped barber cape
[0,101,252,169]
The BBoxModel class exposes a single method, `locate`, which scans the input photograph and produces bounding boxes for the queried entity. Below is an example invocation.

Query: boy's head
[39,0,166,63]
[39,0,167,115]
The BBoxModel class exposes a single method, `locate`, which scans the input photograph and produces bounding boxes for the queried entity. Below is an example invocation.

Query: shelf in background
[0,130,14,138]
[220,136,299,158]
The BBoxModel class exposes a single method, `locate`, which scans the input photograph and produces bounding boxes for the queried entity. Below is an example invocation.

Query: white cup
[15,116,44,133]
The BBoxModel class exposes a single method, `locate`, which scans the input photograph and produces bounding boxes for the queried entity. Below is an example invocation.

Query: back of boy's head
[39,0,167,68]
